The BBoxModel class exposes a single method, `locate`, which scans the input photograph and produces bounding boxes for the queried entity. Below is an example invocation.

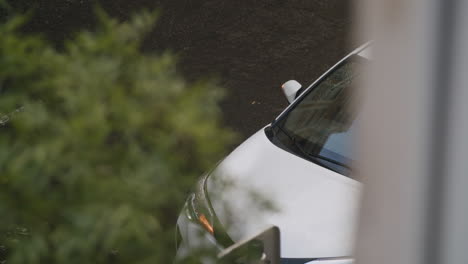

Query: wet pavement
[12,0,353,141]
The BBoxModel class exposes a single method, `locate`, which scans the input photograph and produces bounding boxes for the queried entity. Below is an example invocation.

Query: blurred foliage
[0,6,234,264]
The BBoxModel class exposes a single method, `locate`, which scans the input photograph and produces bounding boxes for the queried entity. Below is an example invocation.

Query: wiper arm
[274,125,351,170]
[304,152,351,170]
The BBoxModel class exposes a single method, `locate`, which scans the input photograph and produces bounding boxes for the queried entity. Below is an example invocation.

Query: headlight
[185,174,214,233]
[185,174,234,248]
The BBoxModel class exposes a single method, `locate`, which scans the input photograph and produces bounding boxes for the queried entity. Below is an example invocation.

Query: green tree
[0,9,233,264]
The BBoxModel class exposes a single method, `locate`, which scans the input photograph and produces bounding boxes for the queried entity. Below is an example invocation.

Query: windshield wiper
[303,151,351,170]
[274,125,351,170]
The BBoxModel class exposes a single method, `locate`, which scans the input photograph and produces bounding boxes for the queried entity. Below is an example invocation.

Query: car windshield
[272,56,365,175]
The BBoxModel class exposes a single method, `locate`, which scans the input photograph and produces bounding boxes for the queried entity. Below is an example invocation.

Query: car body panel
[206,128,362,258]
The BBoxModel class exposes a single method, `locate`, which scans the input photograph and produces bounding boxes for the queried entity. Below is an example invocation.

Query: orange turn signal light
[198,214,214,234]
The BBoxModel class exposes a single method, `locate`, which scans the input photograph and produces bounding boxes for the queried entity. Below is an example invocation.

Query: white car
[176,43,371,264]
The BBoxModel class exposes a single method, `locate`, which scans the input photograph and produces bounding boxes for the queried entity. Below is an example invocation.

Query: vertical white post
[353,0,468,264]
[437,1,468,262]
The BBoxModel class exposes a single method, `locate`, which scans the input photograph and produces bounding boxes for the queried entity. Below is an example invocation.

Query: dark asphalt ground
[150,0,353,141]
[14,0,354,141]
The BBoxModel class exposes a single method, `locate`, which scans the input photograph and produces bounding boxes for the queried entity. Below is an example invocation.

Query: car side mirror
[281,80,302,104]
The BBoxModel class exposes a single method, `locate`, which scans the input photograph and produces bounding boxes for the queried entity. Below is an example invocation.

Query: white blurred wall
[354,0,468,264]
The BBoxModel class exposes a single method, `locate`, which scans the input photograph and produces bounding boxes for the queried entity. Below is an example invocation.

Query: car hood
[206,127,362,258]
